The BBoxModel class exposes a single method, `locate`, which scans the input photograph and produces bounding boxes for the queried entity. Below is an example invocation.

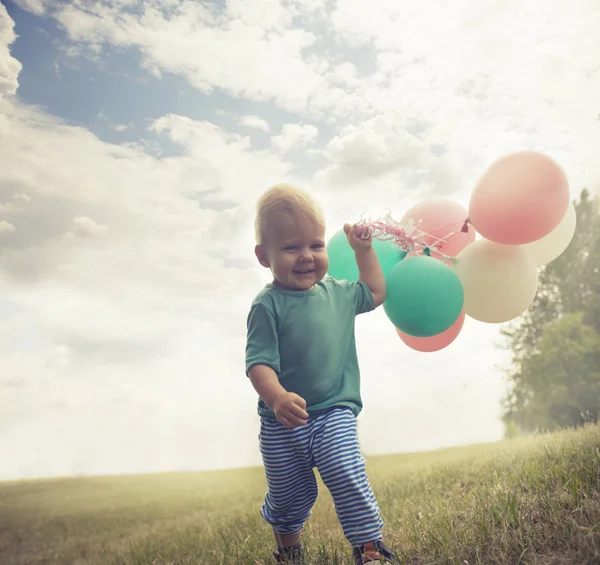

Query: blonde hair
[254,183,326,244]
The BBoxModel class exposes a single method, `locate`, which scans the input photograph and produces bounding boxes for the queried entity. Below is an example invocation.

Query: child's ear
[255,245,270,268]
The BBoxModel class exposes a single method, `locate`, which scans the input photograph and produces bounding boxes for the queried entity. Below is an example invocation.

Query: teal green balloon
[326,229,406,280]
[383,256,464,337]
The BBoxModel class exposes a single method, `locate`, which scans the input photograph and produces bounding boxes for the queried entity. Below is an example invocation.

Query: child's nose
[299,247,313,260]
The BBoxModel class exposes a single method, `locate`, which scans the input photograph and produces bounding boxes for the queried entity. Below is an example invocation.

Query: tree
[510,313,600,431]
[502,189,600,433]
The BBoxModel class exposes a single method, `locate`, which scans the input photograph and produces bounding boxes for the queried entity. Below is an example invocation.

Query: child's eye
[312,243,324,249]
[284,245,297,251]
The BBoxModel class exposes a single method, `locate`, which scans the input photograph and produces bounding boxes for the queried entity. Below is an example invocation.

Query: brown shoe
[352,540,396,564]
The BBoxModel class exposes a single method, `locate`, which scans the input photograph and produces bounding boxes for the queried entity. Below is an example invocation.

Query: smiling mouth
[294,269,315,275]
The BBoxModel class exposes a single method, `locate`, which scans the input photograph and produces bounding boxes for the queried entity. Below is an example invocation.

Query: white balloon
[454,240,538,323]
[523,201,576,266]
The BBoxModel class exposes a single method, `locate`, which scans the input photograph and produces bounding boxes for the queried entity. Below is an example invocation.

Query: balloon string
[355,213,469,264]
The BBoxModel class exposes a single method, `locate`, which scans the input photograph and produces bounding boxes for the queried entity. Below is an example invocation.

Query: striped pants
[259,407,384,546]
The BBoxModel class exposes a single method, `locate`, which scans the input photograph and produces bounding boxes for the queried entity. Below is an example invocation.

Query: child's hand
[273,392,309,428]
[344,223,373,252]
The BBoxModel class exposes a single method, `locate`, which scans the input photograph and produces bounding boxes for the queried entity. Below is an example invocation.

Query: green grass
[1,424,599,565]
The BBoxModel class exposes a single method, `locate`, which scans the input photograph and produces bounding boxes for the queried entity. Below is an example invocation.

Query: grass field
[1,424,599,565]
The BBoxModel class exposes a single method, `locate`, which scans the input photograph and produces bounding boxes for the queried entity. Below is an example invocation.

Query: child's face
[256,211,328,291]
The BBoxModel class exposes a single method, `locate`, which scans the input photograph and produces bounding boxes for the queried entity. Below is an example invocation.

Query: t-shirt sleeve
[353,278,376,314]
[334,277,375,315]
[245,303,280,376]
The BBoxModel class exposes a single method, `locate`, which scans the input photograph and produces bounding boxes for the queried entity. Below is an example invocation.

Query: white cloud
[149,114,292,206]
[11,0,47,16]
[98,111,130,132]
[49,2,327,113]
[328,0,600,192]
[272,122,319,153]
[0,4,22,98]
[0,87,294,477]
[0,98,292,288]
[0,193,31,215]
[13,0,381,120]
[320,114,426,180]
[227,0,293,30]
[0,220,15,234]
[239,115,271,132]
[311,114,468,215]
[65,216,108,238]
[2,0,600,481]
[11,0,600,168]
[289,0,325,13]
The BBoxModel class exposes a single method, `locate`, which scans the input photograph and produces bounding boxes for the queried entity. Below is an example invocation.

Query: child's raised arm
[344,223,386,307]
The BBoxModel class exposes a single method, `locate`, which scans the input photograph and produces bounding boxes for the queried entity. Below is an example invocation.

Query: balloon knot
[461,218,470,233]
[423,247,431,256]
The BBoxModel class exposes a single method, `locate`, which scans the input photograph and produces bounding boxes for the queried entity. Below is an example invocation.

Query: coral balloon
[454,240,538,323]
[396,312,465,352]
[383,256,464,337]
[469,152,570,245]
[523,201,576,266]
[401,198,475,261]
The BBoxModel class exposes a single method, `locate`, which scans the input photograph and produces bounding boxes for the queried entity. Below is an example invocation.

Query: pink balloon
[396,312,465,352]
[401,199,475,261]
[469,152,570,245]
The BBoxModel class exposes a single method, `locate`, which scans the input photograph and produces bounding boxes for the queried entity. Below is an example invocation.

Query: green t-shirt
[245,276,375,420]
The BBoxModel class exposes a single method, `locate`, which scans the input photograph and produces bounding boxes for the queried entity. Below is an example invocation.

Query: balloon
[469,152,570,245]
[454,239,538,323]
[327,229,405,280]
[383,256,464,337]
[396,312,465,352]
[401,198,475,261]
[523,201,576,266]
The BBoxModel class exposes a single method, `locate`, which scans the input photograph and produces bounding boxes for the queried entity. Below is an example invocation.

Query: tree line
[502,188,600,435]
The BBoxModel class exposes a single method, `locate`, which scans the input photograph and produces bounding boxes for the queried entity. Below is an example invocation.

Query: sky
[0,0,599,481]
